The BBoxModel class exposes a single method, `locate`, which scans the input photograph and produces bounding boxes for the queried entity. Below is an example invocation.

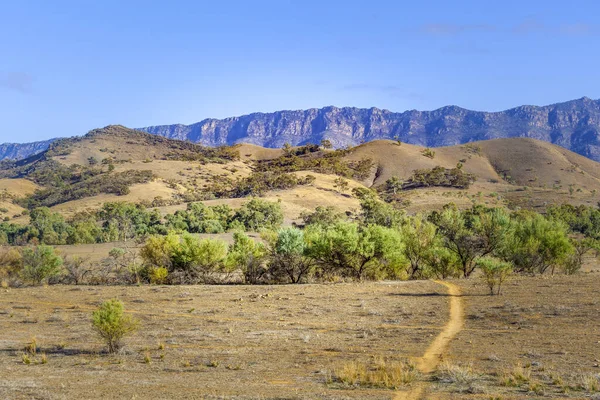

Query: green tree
[233,199,283,231]
[299,205,345,227]
[334,177,349,193]
[386,176,404,194]
[227,232,267,284]
[92,299,139,353]
[401,217,437,279]
[20,245,63,285]
[307,222,405,280]
[429,206,511,278]
[504,214,573,275]
[268,228,313,283]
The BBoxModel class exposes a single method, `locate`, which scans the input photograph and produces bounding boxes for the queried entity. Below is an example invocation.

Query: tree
[334,177,349,193]
[504,214,573,275]
[21,245,63,285]
[401,217,437,279]
[306,222,405,280]
[92,299,139,353]
[426,247,460,279]
[299,205,345,227]
[227,232,267,284]
[169,234,229,283]
[268,228,313,283]
[282,142,293,156]
[477,257,512,295]
[233,199,284,231]
[429,206,511,278]
[320,139,333,149]
[386,176,404,195]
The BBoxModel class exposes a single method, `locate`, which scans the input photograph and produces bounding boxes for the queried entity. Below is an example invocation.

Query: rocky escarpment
[3,97,600,162]
[139,97,600,161]
[0,139,57,161]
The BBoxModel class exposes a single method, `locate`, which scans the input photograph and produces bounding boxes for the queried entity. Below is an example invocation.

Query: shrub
[267,228,313,283]
[227,232,267,284]
[332,358,417,388]
[21,245,63,285]
[233,199,283,231]
[92,299,139,353]
[478,257,512,295]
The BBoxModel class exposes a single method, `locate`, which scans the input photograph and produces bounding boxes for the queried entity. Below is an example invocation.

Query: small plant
[477,257,512,295]
[40,353,48,364]
[421,148,435,159]
[92,299,139,353]
[577,373,600,392]
[207,360,220,368]
[149,266,168,284]
[21,353,31,364]
[144,352,151,364]
[436,361,478,385]
[157,342,165,350]
[25,337,38,355]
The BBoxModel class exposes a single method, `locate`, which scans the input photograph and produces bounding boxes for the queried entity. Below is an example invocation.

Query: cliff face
[138,97,600,161]
[3,97,600,162]
[0,139,57,161]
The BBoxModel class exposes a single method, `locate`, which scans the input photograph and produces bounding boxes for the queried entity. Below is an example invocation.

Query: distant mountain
[3,97,600,162]
[0,138,57,161]
[138,97,600,161]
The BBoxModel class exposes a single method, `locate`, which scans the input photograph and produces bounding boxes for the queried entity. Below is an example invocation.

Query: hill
[0,125,600,224]
[4,97,600,163]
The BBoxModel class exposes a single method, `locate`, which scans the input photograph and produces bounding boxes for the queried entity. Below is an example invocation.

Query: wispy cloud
[418,18,598,37]
[0,72,34,94]
[420,23,496,35]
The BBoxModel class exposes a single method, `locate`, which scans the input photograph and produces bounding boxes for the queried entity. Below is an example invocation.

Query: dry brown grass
[332,357,418,389]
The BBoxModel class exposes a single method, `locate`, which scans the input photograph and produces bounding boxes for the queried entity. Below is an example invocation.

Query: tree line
[1,190,598,289]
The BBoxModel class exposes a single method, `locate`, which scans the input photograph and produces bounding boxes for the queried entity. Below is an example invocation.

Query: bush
[20,245,63,285]
[92,299,139,353]
[227,232,267,284]
[267,228,313,283]
[477,257,512,295]
[233,199,283,231]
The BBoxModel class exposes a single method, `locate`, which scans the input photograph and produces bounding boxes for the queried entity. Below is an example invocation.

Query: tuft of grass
[21,353,31,364]
[24,337,38,355]
[436,361,478,385]
[40,353,48,364]
[157,342,165,351]
[332,357,417,389]
[143,352,151,364]
[500,363,530,387]
[577,373,600,392]
[207,360,220,368]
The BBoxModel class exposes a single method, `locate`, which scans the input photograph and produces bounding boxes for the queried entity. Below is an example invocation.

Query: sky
[1,0,600,143]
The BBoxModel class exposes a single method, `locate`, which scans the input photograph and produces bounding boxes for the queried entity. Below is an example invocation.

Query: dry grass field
[1,274,599,399]
[0,281,449,399]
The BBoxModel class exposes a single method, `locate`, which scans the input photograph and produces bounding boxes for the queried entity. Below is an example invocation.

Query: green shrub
[20,245,63,285]
[477,257,512,295]
[92,299,139,353]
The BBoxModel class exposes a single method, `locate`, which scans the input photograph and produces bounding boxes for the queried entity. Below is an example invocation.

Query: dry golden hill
[3,126,600,222]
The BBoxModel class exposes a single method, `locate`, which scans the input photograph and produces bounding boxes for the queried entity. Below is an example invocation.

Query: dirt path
[394,280,464,400]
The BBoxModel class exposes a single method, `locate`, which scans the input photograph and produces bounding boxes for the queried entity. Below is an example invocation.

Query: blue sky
[1,0,600,143]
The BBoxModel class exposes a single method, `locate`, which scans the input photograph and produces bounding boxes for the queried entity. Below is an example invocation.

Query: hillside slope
[2,126,600,222]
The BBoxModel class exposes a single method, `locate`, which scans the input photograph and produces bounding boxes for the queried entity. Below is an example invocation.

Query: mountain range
[2,97,600,162]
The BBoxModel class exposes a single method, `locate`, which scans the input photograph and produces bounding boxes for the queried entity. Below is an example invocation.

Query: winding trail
[394,280,464,400]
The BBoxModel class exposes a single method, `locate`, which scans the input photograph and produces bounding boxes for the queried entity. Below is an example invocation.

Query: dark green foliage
[403,166,476,190]
[546,204,600,239]
[254,147,372,180]
[233,198,284,231]
[21,169,155,208]
[299,206,346,226]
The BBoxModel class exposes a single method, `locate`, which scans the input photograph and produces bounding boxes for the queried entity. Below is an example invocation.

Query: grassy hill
[1,125,600,225]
